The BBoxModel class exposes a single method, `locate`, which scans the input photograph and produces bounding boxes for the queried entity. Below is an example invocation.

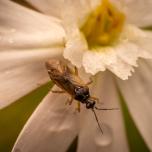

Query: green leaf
[66,136,78,152]
[117,88,150,152]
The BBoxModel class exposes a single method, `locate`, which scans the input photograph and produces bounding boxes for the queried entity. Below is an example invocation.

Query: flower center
[81,0,125,49]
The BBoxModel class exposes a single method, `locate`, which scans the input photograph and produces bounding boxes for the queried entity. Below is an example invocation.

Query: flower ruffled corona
[81,0,125,49]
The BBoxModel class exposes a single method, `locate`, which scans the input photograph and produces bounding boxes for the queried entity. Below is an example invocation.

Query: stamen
[81,0,125,49]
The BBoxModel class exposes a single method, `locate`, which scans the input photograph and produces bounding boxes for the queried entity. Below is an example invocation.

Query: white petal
[62,0,92,67]
[63,0,91,25]
[64,29,87,67]
[83,45,134,80]
[122,0,152,27]
[0,62,48,109]
[83,25,152,80]
[134,31,152,58]
[0,0,65,49]
[119,25,152,59]
[77,73,129,152]
[120,24,147,42]
[12,89,79,152]
[25,0,64,18]
[116,59,152,151]
[0,47,63,109]
[0,48,63,72]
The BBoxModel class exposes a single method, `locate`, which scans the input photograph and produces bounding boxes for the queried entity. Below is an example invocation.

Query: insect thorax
[74,86,90,103]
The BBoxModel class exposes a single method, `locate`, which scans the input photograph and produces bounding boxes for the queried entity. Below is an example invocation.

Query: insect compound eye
[74,87,89,101]
[86,102,93,109]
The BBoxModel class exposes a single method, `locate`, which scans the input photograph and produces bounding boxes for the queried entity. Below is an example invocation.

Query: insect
[45,59,117,134]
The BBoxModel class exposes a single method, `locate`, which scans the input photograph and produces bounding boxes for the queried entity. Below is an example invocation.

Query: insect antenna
[95,107,119,110]
[92,109,103,134]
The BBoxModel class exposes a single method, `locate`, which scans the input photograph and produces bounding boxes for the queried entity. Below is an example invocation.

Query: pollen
[81,0,125,49]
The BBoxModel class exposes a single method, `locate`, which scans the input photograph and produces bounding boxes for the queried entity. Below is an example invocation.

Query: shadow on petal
[12,87,79,152]
[77,72,129,152]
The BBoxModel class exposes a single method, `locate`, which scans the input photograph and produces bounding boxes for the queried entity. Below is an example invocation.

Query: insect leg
[91,96,100,103]
[65,96,73,105]
[74,66,78,75]
[76,102,81,112]
[51,90,65,93]
[68,97,74,105]
[95,107,119,110]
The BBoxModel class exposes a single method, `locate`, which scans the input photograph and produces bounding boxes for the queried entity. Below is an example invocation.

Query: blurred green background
[0,83,150,152]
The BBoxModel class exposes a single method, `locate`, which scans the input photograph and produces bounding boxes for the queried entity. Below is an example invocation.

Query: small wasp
[45,59,117,134]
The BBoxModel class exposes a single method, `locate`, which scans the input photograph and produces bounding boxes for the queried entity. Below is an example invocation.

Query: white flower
[63,0,152,80]
[0,0,152,152]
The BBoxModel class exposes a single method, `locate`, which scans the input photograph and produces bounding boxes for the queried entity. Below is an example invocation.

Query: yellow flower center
[81,0,125,49]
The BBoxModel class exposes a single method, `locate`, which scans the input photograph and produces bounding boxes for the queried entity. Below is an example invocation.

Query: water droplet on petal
[95,123,113,147]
